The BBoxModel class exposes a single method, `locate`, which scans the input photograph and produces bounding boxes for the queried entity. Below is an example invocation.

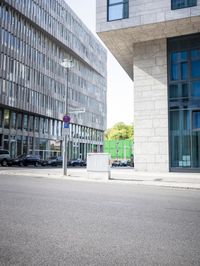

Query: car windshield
[49,156,57,160]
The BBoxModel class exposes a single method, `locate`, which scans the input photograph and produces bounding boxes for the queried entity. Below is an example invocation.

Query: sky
[65,0,133,129]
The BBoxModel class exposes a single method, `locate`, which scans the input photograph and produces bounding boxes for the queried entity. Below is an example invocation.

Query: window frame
[107,0,129,22]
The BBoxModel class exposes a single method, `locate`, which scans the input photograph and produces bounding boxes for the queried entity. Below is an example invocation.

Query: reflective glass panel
[23,114,28,130]
[0,109,3,127]
[108,1,128,21]
[193,111,200,129]
[10,112,16,128]
[191,49,200,59]
[4,109,10,129]
[108,4,123,20]
[17,113,22,130]
[181,62,188,80]
[172,0,197,10]
[192,131,200,168]
[191,60,200,78]
[171,64,179,80]
[109,0,122,3]
[168,34,200,170]
[170,110,191,168]
[191,81,200,97]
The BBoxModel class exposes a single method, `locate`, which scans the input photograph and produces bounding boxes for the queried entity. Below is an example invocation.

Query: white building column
[133,38,169,172]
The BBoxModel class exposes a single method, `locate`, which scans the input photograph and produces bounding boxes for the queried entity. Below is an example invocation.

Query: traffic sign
[63,122,70,128]
[63,115,71,123]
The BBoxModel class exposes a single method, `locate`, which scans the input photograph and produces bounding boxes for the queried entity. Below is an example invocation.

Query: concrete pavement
[0,166,200,189]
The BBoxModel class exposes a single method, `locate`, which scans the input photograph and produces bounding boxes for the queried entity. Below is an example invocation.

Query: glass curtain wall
[168,34,200,171]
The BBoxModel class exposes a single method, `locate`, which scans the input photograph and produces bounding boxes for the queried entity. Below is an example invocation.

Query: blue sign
[64,122,70,128]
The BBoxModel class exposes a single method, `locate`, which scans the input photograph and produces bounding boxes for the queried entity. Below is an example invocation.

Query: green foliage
[105,122,134,140]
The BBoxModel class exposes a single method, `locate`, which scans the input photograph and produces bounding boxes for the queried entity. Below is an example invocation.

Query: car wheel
[35,161,39,167]
[1,159,8,167]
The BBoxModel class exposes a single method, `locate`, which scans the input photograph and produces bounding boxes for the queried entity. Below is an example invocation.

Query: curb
[1,170,200,190]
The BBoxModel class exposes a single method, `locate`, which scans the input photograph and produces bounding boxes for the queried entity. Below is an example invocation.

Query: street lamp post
[60,59,74,176]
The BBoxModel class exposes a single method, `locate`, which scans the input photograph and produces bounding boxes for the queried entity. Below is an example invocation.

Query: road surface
[0,174,200,265]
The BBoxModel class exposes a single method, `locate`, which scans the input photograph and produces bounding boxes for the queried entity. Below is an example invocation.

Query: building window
[10,112,16,129]
[17,113,22,130]
[23,114,28,131]
[35,117,39,132]
[0,109,3,128]
[191,49,200,78]
[193,111,200,130]
[168,33,200,170]
[171,0,197,10]
[3,109,10,129]
[29,116,34,132]
[107,0,129,21]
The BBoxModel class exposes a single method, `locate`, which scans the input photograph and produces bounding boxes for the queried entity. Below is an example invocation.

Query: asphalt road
[0,175,200,266]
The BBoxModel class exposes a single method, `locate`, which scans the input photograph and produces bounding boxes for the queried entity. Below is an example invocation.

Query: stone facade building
[0,0,107,160]
[96,0,200,172]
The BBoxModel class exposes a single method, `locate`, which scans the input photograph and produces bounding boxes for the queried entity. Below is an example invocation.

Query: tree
[105,122,134,140]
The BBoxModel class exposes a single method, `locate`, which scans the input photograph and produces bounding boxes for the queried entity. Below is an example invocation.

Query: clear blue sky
[65,0,133,129]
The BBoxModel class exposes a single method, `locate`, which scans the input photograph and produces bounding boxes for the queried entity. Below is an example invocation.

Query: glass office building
[0,0,107,159]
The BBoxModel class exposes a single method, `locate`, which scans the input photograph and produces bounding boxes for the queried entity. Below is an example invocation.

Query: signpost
[63,115,71,129]
[60,57,85,176]
[63,115,71,123]
[60,59,74,176]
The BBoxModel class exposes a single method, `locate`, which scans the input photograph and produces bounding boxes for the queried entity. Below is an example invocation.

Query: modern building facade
[96,0,200,172]
[0,0,107,160]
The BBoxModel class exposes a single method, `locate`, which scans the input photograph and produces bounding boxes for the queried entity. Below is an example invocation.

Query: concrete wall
[97,0,200,32]
[96,0,200,79]
[133,39,169,172]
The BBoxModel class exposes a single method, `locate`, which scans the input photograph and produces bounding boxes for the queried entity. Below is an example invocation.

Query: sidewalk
[1,167,200,189]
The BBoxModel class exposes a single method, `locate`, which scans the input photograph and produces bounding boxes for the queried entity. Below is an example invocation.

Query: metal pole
[60,59,74,176]
[63,68,69,176]
[124,144,126,161]
[116,141,119,161]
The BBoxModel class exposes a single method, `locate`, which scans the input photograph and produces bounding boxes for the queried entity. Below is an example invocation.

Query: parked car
[127,159,133,167]
[42,156,63,166]
[120,160,128,167]
[112,160,128,167]
[68,158,86,167]
[11,154,41,167]
[112,160,121,167]
[0,149,12,166]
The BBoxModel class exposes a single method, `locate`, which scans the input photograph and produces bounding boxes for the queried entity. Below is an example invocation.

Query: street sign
[63,115,71,123]
[64,122,70,128]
